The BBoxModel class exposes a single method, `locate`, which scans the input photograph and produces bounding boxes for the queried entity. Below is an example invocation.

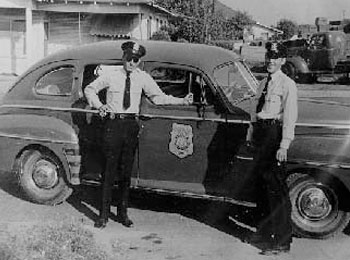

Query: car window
[35,66,74,96]
[150,67,214,106]
[309,34,326,49]
[150,67,188,98]
[213,61,256,106]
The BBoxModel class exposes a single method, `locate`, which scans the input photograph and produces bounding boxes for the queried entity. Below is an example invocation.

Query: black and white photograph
[0,0,350,259]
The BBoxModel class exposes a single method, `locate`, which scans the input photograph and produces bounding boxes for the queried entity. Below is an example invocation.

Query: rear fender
[286,56,310,74]
[0,114,80,183]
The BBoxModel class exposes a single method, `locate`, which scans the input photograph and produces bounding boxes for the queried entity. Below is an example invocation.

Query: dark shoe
[94,218,108,229]
[259,244,290,256]
[247,233,271,248]
[116,214,134,228]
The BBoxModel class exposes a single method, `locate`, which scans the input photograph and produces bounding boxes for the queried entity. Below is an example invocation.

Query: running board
[81,179,256,208]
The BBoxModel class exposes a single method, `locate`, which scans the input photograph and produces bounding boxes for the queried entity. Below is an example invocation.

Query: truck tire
[17,149,73,206]
[287,172,350,239]
[282,62,296,80]
[298,73,316,84]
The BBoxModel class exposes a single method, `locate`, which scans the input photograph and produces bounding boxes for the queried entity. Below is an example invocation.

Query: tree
[153,0,254,44]
[150,28,171,41]
[276,19,298,40]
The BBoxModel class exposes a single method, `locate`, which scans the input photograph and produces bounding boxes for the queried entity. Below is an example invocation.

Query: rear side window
[35,66,74,96]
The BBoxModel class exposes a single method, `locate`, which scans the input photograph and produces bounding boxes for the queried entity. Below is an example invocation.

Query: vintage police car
[1,40,350,239]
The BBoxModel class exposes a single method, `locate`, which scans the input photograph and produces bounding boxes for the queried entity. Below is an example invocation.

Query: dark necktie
[123,71,131,109]
[256,74,271,113]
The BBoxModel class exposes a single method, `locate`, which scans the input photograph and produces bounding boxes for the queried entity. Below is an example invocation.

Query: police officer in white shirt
[84,41,193,228]
[246,41,298,255]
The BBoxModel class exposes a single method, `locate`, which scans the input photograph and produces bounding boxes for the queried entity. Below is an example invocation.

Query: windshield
[213,61,257,107]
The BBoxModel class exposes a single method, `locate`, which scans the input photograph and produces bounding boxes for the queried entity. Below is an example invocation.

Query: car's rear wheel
[17,149,72,205]
[287,172,350,239]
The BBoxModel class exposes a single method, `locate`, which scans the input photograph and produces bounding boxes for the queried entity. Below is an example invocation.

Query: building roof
[34,0,176,16]
[36,0,153,3]
[254,22,283,34]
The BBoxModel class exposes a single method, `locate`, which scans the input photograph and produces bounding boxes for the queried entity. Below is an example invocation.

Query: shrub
[0,222,111,260]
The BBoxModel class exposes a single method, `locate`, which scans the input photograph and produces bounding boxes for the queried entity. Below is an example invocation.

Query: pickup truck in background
[282,31,350,83]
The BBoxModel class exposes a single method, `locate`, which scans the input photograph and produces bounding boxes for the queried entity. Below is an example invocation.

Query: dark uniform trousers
[252,120,292,247]
[100,117,140,220]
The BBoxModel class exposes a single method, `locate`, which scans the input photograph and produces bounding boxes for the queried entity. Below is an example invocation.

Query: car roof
[33,40,240,75]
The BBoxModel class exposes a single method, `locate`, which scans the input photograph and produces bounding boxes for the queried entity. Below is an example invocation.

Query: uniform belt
[256,118,281,125]
[108,113,137,120]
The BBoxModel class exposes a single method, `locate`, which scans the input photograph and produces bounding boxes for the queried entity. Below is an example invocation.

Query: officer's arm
[143,73,190,105]
[246,81,263,142]
[84,74,109,109]
[280,81,298,149]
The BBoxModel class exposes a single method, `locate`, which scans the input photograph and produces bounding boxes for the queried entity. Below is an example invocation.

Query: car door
[76,62,139,186]
[138,62,239,195]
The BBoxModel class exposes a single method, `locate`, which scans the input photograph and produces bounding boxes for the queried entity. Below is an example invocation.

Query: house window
[0,20,26,58]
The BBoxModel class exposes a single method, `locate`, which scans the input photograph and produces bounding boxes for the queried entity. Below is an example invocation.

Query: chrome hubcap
[297,185,332,220]
[32,159,58,189]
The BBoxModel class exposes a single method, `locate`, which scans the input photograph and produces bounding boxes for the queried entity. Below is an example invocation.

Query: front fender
[286,56,310,74]
[288,125,350,192]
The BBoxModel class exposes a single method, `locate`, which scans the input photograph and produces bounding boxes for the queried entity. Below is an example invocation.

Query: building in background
[244,22,283,42]
[0,0,174,75]
[329,19,350,32]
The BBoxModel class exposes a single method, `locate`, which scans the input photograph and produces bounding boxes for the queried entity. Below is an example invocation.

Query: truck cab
[282,31,350,82]
[305,31,349,71]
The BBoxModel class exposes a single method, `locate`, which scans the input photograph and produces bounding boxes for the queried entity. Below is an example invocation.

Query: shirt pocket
[266,92,282,113]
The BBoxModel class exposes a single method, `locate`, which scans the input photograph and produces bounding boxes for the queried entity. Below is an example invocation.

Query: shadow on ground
[0,171,23,200]
[67,184,260,248]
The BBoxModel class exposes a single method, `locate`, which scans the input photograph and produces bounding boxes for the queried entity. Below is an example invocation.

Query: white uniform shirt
[249,70,298,149]
[84,67,184,114]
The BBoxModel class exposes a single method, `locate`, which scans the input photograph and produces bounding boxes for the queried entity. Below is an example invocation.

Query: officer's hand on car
[98,104,113,118]
[276,147,287,163]
[183,93,194,105]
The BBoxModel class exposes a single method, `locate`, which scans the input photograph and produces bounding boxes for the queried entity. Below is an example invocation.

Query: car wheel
[287,172,350,239]
[18,149,73,205]
[282,62,296,80]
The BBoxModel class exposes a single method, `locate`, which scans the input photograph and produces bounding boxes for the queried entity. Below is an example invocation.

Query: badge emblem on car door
[169,123,193,159]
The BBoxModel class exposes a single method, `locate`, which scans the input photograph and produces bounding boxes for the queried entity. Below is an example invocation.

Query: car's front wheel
[287,172,350,239]
[17,149,73,205]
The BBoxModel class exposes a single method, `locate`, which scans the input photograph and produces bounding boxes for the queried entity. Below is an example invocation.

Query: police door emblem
[169,123,193,158]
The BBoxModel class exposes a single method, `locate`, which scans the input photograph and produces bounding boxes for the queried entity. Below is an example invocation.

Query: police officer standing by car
[246,41,298,255]
[84,41,193,229]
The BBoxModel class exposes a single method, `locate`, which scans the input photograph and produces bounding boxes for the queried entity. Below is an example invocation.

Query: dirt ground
[1,170,350,260]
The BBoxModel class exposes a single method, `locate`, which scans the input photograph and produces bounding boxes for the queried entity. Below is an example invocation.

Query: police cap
[265,41,287,59]
[121,41,146,58]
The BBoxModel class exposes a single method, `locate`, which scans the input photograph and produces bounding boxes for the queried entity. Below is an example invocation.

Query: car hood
[298,98,350,126]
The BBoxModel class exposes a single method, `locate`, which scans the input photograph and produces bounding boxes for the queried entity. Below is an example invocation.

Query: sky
[219,0,350,26]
